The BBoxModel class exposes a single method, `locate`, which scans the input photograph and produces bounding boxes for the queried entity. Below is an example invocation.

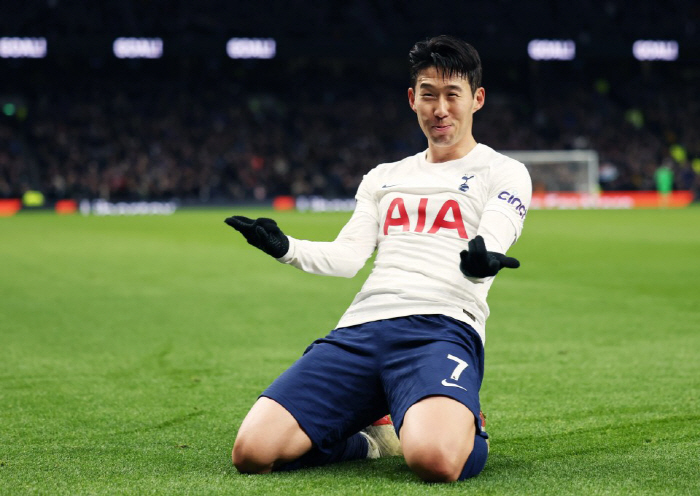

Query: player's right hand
[224,216,290,258]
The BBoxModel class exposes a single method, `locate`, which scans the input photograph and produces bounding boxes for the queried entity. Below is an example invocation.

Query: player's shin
[273,433,369,472]
[457,434,489,480]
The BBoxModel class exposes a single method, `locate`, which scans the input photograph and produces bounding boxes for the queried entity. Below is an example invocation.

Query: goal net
[500,150,599,194]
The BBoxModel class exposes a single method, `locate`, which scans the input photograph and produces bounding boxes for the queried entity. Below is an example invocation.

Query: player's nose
[434,98,449,117]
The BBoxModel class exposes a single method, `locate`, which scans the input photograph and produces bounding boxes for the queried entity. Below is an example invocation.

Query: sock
[274,432,369,472]
[458,434,489,480]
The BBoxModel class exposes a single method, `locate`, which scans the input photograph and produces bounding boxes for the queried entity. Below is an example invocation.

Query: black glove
[459,235,520,278]
[224,215,290,258]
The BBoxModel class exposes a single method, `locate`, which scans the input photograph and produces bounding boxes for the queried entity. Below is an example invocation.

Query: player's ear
[408,87,417,112]
[473,87,485,113]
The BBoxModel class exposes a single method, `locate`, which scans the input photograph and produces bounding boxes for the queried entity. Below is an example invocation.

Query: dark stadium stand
[1,1,698,203]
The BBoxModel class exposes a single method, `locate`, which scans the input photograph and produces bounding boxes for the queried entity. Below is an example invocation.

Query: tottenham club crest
[459,174,474,192]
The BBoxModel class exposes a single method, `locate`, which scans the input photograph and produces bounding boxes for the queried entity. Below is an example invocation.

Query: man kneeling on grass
[226,34,532,482]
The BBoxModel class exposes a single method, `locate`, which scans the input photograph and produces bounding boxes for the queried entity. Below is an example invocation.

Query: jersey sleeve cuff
[276,236,296,263]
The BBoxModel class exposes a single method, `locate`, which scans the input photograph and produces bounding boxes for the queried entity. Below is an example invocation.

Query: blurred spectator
[0,55,697,203]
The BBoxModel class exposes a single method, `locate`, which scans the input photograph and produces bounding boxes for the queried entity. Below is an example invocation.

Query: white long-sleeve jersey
[278,144,532,344]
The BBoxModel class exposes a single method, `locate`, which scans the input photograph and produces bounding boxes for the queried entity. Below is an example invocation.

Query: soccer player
[226,35,532,483]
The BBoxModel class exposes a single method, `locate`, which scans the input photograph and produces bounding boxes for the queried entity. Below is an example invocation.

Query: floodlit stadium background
[2,3,700,495]
[1,0,699,215]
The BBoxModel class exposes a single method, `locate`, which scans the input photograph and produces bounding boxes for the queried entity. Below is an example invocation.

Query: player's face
[408,67,485,161]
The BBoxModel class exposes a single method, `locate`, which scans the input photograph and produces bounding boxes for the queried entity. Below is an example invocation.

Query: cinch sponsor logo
[498,191,527,219]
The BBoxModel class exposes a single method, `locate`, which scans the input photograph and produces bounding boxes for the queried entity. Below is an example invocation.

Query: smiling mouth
[433,125,452,132]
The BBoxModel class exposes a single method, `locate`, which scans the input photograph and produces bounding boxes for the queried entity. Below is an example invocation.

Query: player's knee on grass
[232,397,314,474]
[404,438,472,482]
[232,435,274,474]
[403,434,488,482]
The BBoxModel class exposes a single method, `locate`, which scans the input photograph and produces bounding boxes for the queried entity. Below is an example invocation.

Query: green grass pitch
[1,207,698,495]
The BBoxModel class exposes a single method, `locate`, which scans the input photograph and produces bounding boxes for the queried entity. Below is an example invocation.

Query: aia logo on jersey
[383,197,469,239]
[459,174,474,192]
[498,190,527,219]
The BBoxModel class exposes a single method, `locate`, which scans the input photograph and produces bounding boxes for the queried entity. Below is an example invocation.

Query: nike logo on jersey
[382,184,400,188]
[441,379,468,391]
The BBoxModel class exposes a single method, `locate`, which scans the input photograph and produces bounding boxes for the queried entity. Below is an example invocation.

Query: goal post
[500,150,600,194]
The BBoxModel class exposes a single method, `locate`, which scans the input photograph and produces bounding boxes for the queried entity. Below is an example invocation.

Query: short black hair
[408,35,482,94]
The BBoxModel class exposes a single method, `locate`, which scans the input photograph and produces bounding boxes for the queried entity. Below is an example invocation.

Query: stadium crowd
[2,0,699,204]
[1,58,699,204]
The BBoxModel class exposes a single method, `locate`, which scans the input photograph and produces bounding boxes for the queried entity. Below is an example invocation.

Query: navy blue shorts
[261,314,487,453]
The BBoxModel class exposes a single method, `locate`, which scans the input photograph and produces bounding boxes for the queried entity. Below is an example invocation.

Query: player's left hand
[459,235,520,278]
